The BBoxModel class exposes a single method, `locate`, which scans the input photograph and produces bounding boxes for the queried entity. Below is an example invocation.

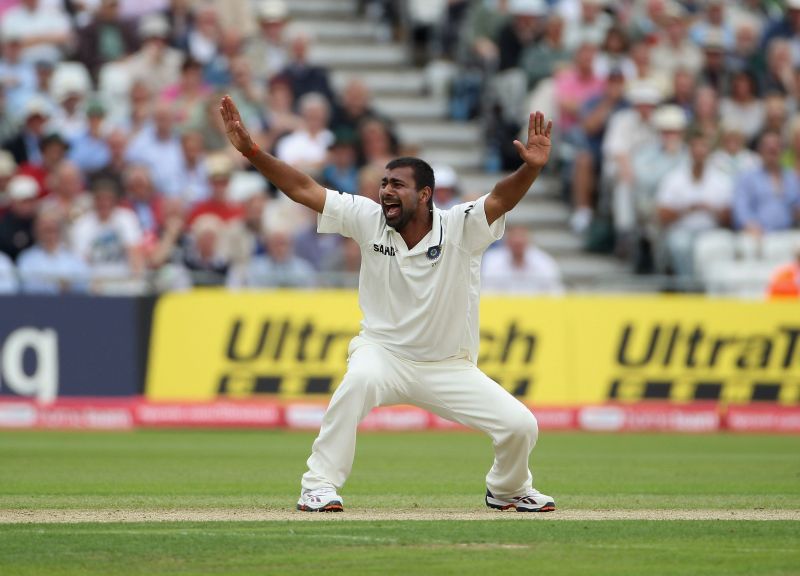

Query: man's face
[379,166,426,231]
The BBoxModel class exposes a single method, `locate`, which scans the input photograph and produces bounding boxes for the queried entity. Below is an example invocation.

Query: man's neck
[398,211,433,249]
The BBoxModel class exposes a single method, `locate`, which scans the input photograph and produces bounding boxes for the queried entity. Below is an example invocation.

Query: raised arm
[220,95,326,213]
[484,111,553,226]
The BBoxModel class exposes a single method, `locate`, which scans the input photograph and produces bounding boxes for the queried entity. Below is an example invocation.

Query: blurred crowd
[0,0,798,296]
[404,0,800,293]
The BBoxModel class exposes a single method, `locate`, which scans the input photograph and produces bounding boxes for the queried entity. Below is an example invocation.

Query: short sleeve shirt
[318,189,505,362]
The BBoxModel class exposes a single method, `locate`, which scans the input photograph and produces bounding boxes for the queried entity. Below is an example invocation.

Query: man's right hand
[220,95,254,154]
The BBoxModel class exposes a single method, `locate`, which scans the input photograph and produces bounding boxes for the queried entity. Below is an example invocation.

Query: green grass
[0,430,799,575]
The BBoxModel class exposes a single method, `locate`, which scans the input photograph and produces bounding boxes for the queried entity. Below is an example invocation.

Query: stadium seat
[735,232,761,261]
[693,229,736,283]
[761,231,800,264]
[704,261,775,298]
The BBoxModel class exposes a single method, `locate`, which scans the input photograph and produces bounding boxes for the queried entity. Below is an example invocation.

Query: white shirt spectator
[482,245,564,295]
[276,128,334,169]
[656,164,733,232]
[17,244,90,294]
[71,207,142,279]
[602,108,659,164]
[1,3,71,65]
[0,251,17,293]
[720,99,765,143]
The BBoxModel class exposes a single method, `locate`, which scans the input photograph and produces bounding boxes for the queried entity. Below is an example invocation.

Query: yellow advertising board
[146,291,800,405]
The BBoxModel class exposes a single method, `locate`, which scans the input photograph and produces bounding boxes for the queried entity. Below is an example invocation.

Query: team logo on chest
[426,245,442,261]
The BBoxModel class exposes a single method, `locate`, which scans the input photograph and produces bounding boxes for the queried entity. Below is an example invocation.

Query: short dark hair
[385,156,435,210]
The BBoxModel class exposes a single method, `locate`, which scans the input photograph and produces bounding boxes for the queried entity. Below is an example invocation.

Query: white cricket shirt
[318,189,505,362]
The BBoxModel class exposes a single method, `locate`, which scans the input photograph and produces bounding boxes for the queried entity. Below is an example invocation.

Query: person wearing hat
[2,96,51,166]
[186,153,244,227]
[562,0,612,54]
[657,128,733,278]
[708,119,758,179]
[245,0,291,84]
[0,0,72,66]
[431,164,461,210]
[0,174,39,261]
[67,100,111,174]
[631,104,689,271]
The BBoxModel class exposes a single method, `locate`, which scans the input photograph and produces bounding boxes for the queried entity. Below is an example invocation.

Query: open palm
[219,95,253,153]
[513,111,553,170]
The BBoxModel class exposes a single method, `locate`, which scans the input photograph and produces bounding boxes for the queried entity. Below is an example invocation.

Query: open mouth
[382,201,401,220]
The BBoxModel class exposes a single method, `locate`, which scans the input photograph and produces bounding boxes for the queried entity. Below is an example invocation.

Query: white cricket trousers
[301,336,539,499]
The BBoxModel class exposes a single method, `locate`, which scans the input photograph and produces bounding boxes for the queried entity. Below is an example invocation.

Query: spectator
[569,67,628,234]
[227,190,269,267]
[261,75,303,154]
[457,0,511,70]
[125,100,184,198]
[0,250,16,292]
[17,208,89,294]
[0,31,38,115]
[39,160,92,227]
[561,0,612,53]
[0,0,72,65]
[229,228,315,288]
[720,71,764,144]
[697,29,731,96]
[496,0,546,72]
[602,81,660,246]
[126,14,184,94]
[175,129,210,206]
[691,84,722,146]
[161,57,212,127]
[358,117,396,169]
[204,29,244,88]
[761,38,794,96]
[518,13,569,89]
[631,105,689,272]
[650,2,703,77]
[68,100,111,174]
[94,128,129,184]
[668,68,697,118]
[275,92,334,172]
[592,25,633,80]
[553,41,606,134]
[626,39,670,96]
[482,224,563,294]
[656,130,733,278]
[733,132,800,236]
[280,29,336,108]
[331,78,395,142]
[121,164,163,242]
[322,131,359,195]
[187,153,243,226]
[76,0,139,84]
[224,56,265,132]
[3,97,50,166]
[182,213,229,286]
[432,164,460,210]
[689,0,734,51]
[0,175,39,260]
[708,121,759,180]
[245,0,291,84]
[71,178,144,285]
[185,3,221,66]
[18,132,70,197]
[52,80,89,143]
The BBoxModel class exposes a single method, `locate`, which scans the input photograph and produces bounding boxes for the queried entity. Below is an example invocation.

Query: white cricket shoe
[296,488,344,512]
[485,488,556,512]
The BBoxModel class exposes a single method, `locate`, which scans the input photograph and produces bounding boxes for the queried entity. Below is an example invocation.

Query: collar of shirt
[386,205,444,258]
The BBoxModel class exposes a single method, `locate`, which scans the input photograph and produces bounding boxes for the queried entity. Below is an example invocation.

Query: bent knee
[508,407,538,443]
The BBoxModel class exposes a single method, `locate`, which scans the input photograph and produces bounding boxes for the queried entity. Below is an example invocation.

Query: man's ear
[420,186,433,206]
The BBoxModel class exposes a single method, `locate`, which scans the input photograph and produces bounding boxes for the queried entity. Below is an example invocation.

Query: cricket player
[220,95,556,513]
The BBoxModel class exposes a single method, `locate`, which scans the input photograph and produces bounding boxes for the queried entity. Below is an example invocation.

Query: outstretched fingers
[544,119,552,139]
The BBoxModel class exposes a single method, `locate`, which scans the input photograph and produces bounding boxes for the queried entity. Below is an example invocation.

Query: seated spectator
[734,132,800,236]
[275,92,334,172]
[562,0,612,53]
[125,100,184,198]
[18,132,70,198]
[720,71,764,145]
[650,2,703,77]
[185,3,222,66]
[51,77,89,143]
[0,250,16,293]
[358,117,396,169]
[229,228,315,288]
[482,224,563,294]
[182,214,229,286]
[17,208,89,294]
[0,31,38,116]
[518,12,569,89]
[761,38,794,97]
[204,29,244,88]
[68,101,111,174]
[496,0,546,73]
[708,121,759,180]
[126,14,184,94]
[76,0,139,84]
[175,129,210,207]
[226,189,269,267]
[0,0,72,65]
[456,0,510,70]
[625,38,670,95]
[279,29,336,107]
[656,130,733,278]
[553,40,606,135]
[432,164,460,210]
[697,29,731,96]
[2,97,50,166]
[592,25,633,81]
[161,57,213,127]
[187,154,243,226]
[688,0,734,51]
[71,178,144,284]
[331,79,396,143]
[668,68,697,117]
[0,175,39,260]
[245,0,291,84]
[691,85,722,145]
[121,165,163,244]
[39,160,92,227]
[225,56,265,132]
[601,81,660,247]
[321,131,359,195]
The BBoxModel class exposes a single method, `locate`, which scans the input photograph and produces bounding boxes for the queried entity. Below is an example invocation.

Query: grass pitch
[0,430,798,575]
